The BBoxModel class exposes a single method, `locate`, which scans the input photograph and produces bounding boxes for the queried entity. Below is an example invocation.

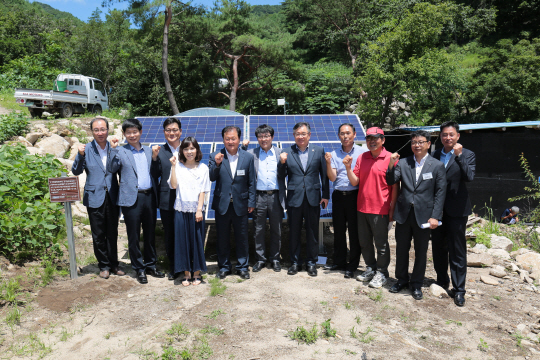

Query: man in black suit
[278,122,330,277]
[209,126,256,280]
[386,130,446,300]
[151,117,182,280]
[431,121,475,307]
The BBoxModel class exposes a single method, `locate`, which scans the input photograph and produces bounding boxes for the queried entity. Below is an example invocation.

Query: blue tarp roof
[175,107,242,117]
[399,120,540,132]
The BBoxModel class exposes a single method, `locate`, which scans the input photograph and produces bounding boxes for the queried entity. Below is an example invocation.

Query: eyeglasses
[257,134,272,139]
[165,128,180,133]
[294,132,309,138]
[411,140,428,146]
[92,128,108,134]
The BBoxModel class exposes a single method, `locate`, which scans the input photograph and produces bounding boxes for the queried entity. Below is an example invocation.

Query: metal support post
[61,172,78,279]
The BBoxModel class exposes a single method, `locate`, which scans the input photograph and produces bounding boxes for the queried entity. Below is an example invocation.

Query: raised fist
[152,144,161,159]
[280,152,288,164]
[242,139,250,147]
[215,153,224,165]
[110,137,119,148]
[453,143,463,157]
[389,152,400,167]
[78,143,86,156]
[325,152,332,164]
[343,155,353,168]
[169,155,177,166]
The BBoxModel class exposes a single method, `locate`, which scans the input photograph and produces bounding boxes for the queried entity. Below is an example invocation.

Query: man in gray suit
[72,118,124,279]
[244,124,286,272]
[386,130,446,300]
[108,118,164,284]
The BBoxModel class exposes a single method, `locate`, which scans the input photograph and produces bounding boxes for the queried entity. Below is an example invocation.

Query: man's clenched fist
[78,143,86,156]
[152,145,161,160]
[110,137,119,148]
[342,155,353,168]
[280,152,287,164]
[453,143,463,157]
[215,153,224,165]
[389,152,400,167]
[325,152,332,164]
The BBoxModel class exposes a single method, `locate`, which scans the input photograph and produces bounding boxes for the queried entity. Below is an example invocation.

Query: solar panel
[135,116,245,144]
[248,115,365,142]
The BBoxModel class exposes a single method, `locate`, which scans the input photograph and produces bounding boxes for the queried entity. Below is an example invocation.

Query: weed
[320,301,328,306]
[320,319,336,338]
[200,325,224,336]
[80,254,98,267]
[478,338,489,352]
[344,302,352,310]
[104,333,111,340]
[166,323,190,342]
[236,278,244,283]
[399,312,409,322]
[194,335,213,359]
[205,309,226,320]
[5,306,21,328]
[445,320,463,326]
[367,289,384,302]
[289,324,319,344]
[354,316,361,324]
[493,295,501,301]
[359,326,375,343]
[344,349,357,355]
[8,333,52,358]
[132,346,159,360]
[373,313,384,322]
[59,327,73,342]
[161,346,183,360]
[511,331,525,349]
[208,277,227,296]
[0,277,22,304]
[69,302,89,314]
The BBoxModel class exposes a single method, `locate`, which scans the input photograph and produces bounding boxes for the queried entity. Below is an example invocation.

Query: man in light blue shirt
[440,148,454,167]
[323,123,367,278]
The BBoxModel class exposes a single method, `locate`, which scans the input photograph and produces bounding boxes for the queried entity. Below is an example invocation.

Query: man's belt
[138,188,152,194]
[257,190,278,195]
[335,190,358,195]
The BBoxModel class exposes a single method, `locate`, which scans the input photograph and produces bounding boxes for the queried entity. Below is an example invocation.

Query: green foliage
[0,277,22,304]
[208,278,227,297]
[320,319,337,338]
[0,143,65,261]
[5,306,21,327]
[166,323,190,341]
[0,112,29,144]
[199,326,224,336]
[367,289,384,302]
[478,338,489,352]
[289,324,319,344]
[204,309,225,319]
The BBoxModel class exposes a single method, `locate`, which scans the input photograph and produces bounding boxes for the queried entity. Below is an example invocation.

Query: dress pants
[331,190,360,271]
[395,210,431,287]
[122,191,157,272]
[215,202,249,272]
[87,193,119,271]
[254,192,283,262]
[358,212,390,277]
[160,208,175,273]
[431,214,468,294]
[287,195,320,267]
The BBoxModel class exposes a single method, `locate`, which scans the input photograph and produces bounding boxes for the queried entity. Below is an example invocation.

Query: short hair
[222,125,241,138]
[90,117,109,130]
[179,137,203,163]
[338,123,356,134]
[122,118,142,132]
[255,124,274,138]
[440,121,460,133]
[162,117,181,130]
[511,206,520,214]
[293,122,311,133]
[411,130,431,141]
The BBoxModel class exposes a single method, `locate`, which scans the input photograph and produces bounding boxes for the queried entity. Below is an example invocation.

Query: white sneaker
[369,272,387,288]
[356,267,375,282]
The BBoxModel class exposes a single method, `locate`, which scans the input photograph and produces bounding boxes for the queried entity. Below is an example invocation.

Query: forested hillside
[1,0,539,127]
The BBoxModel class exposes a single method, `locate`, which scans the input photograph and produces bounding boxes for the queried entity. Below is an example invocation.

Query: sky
[29,0,284,22]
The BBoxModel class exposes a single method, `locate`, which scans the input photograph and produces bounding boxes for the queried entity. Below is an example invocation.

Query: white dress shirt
[226,150,239,179]
[96,142,108,168]
[414,153,429,182]
[257,147,278,190]
[167,162,211,212]
[168,142,180,158]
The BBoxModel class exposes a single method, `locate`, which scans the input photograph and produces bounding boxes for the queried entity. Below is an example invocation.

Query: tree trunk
[229,56,239,111]
[381,92,393,127]
[162,5,179,115]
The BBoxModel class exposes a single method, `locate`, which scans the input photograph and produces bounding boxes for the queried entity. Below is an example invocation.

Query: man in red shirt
[344,127,398,288]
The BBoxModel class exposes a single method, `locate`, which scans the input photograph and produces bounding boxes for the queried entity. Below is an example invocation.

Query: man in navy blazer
[72,118,123,279]
[209,126,256,280]
[278,122,330,277]
[431,121,475,307]
[108,118,164,284]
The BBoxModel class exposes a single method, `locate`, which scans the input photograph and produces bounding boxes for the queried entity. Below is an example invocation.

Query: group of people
[72,117,476,307]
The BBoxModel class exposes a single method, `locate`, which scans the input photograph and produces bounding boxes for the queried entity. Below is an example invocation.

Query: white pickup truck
[14,74,109,118]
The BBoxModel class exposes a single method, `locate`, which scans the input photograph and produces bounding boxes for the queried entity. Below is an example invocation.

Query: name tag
[237,170,245,176]
[422,172,433,180]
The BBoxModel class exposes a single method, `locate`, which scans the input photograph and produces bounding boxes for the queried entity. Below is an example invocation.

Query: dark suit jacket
[247,145,286,209]
[278,144,330,208]
[386,154,447,228]
[209,148,256,216]
[151,143,177,211]
[432,148,476,218]
[72,140,118,208]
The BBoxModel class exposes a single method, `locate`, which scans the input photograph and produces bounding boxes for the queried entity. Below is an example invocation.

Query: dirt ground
[1,220,540,360]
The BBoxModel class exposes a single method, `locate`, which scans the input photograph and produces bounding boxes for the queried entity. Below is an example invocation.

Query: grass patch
[493,295,501,301]
[511,331,525,349]
[445,319,463,326]
[166,323,190,342]
[0,277,22,304]
[478,338,489,352]
[344,302,352,310]
[0,89,21,112]
[5,306,21,328]
[350,326,375,343]
[320,319,336,338]
[59,327,73,342]
[289,324,319,344]
[367,289,384,302]
[7,333,52,358]
[204,309,226,320]
[208,277,227,296]
[199,325,224,336]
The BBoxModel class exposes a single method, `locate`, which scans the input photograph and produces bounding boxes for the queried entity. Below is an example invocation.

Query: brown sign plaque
[48,177,81,202]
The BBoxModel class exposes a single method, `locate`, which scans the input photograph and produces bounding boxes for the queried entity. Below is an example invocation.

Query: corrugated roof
[398,120,540,133]
[175,107,242,116]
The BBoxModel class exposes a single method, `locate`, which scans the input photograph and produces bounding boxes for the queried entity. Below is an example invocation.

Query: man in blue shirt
[323,123,367,278]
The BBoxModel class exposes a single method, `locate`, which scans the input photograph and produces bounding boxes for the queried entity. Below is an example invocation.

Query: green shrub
[0,143,65,261]
[0,112,29,144]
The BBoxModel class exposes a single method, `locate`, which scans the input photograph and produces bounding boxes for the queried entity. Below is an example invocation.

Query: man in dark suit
[278,122,330,277]
[386,130,446,300]
[150,117,182,280]
[431,121,475,307]
[209,126,256,280]
[72,118,124,279]
[108,118,165,284]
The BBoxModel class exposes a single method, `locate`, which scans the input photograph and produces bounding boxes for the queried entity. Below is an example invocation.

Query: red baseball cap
[366,127,384,137]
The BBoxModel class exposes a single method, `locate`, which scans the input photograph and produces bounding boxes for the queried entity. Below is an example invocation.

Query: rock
[516,252,540,272]
[26,147,45,156]
[57,120,70,126]
[490,265,507,278]
[25,132,43,145]
[72,201,88,218]
[72,119,82,125]
[468,253,494,267]
[35,134,70,158]
[470,247,486,254]
[480,275,500,286]
[68,140,80,161]
[429,284,450,298]
[474,244,488,251]
[525,276,534,284]
[490,235,514,252]
[529,271,540,280]
[16,136,33,147]
[508,263,520,272]
[83,225,91,232]
[59,129,72,137]
[511,248,530,258]
[57,158,74,171]
[73,227,83,238]
[516,324,531,336]
[488,249,511,260]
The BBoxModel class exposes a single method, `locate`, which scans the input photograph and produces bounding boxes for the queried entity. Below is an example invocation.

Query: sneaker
[368,272,387,288]
[356,267,375,282]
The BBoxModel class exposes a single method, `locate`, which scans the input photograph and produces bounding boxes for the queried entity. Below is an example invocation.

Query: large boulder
[26,147,45,156]
[25,132,43,145]
[490,235,514,252]
[487,249,511,260]
[467,253,494,267]
[35,134,70,158]
[516,252,540,272]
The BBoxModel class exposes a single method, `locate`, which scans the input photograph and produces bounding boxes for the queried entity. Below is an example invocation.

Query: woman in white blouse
[168,137,211,286]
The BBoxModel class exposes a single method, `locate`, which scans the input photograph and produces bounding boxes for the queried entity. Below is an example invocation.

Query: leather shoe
[137,271,148,284]
[323,264,346,271]
[167,272,177,281]
[99,270,110,279]
[272,261,281,272]
[252,262,265,272]
[344,270,355,279]
[454,293,465,307]
[110,268,125,276]
[234,269,250,279]
[412,287,423,300]
[146,268,165,278]
[389,282,409,293]
[306,265,317,277]
[287,264,301,275]
[216,270,231,279]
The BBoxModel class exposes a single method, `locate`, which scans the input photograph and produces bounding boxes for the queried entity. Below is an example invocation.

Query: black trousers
[395,210,431,287]
[160,208,175,273]
[122,192,157,272]
[331,190,360,271]
[253,192,283,262]
[288,196,320,267]
[215,202,249,271]
[431,214,468,294]
[358,212,390,277]
[87,194,119,271]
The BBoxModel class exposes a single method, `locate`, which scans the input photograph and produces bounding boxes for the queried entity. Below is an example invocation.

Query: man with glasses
[386,130,446,300]
[150,118,182,280]
[72,118,124,279]
[323,123,367,278]
[279,122,329,277]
